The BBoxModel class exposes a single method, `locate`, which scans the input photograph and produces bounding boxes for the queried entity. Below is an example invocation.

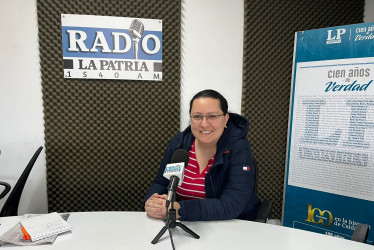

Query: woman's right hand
[144,193,167,219]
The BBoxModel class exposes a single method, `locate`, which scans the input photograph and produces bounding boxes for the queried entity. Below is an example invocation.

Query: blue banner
[284,22,374,244]
[61,27,162,60]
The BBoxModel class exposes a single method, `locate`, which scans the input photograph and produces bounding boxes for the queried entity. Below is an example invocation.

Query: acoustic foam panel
[37,0,181,212]
[242,0,364,219]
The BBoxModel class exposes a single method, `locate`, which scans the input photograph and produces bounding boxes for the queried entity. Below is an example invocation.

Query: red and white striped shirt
[176,140,216,200]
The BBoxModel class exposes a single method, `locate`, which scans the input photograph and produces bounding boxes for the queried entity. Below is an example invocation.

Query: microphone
[163,149,189,207]
[166,176,180,207]
[129,19,144,60]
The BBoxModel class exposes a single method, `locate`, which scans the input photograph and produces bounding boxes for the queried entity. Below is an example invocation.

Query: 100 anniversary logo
[305,204,333,227]
[61,14,162,81]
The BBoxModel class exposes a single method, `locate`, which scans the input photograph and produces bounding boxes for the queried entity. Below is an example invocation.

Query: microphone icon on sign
[129,19,144,60]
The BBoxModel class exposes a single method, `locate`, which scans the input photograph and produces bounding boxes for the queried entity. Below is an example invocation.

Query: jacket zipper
[208,146,228,197]
[209,173,217,197]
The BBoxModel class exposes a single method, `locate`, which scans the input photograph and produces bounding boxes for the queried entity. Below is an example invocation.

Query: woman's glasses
[190,114,225,122]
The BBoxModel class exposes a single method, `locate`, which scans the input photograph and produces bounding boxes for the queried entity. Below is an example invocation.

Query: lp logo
[305,204,333,226]
[326,28,346,44]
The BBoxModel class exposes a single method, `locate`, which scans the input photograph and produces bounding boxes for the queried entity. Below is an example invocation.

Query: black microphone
[164,149,189,207]
[170,149,189,167]
[166,176,180,206]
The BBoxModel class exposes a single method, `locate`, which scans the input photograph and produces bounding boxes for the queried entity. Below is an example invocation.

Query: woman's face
[190,97,229,148]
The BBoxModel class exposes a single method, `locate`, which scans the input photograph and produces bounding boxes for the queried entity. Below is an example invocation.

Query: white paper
[19,212,72,242]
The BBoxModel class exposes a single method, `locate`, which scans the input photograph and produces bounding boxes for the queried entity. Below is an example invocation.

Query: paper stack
[19,212,72,242]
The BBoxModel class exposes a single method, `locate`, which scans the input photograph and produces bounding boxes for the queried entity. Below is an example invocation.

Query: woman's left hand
[145,193,167,219]
[145,193,181,220]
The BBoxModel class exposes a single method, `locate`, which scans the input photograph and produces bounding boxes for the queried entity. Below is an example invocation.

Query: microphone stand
[151,192,200,248]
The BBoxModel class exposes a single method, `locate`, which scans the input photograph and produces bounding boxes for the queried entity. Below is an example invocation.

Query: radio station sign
[61,14,162,81]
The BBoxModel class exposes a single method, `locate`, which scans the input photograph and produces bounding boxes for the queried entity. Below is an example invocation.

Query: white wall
[365,0,374,22]
[0,0,243,214]
[180,0,244,130]
[0,0,47,214]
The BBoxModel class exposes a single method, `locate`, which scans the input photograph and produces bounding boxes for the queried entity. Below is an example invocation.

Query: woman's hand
[173,201,181,219]
[145,193,167,219]
[145,193,182,220]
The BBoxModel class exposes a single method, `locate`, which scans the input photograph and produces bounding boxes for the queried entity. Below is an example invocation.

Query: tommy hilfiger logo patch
[243,166,250,171]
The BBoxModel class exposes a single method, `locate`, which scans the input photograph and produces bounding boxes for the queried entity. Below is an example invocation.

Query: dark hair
[189,89,228,114]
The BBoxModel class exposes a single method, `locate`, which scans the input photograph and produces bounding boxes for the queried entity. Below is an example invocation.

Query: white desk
[0,212,372,250]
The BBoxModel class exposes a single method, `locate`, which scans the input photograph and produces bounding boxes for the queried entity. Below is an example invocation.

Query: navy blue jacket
[143,113,260,221]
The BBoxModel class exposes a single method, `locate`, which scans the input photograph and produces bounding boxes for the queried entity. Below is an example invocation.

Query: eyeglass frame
[189,114,226,121]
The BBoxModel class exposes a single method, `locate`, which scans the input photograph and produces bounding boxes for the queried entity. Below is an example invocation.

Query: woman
[143,89,260,221]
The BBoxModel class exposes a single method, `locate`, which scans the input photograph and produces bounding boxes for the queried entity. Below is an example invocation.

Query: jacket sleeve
[178,139,258,221]
[141,135,179,210]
